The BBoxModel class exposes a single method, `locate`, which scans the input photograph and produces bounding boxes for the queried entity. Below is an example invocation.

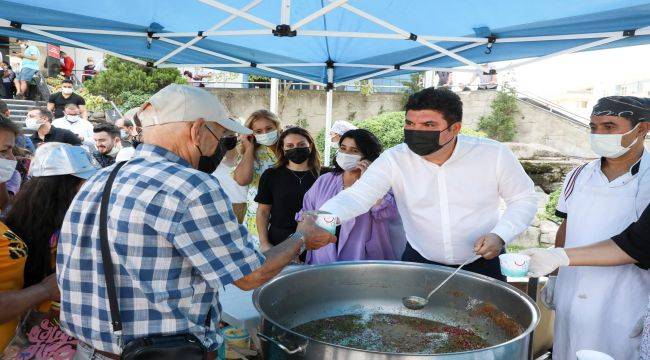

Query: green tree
[400,72,425,106]
[477,87,519,142]
[85,56,186,102]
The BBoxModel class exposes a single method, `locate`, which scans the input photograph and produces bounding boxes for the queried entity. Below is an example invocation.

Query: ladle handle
[258,333,306,355]
[425,255,479,300]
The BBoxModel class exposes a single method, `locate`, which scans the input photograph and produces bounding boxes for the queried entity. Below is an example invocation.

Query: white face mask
[590,124,640,158]
[65,115,81,123]
[255,131,279,146]
[107,143,121,157]
[25,117,43,131]
[120,129,129,139]
[62,88,74,95]
[0,158,17,183]
[336,152,362,171]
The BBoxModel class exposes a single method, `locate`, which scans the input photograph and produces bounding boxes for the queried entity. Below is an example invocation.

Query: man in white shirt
[548,96,650,360]
[52,103,95,151]
[320,88,537,280]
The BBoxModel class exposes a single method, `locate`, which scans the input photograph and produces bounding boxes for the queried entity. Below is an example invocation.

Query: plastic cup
[498,253,531,277]
[315,214,338,234]
[576,350,615,360]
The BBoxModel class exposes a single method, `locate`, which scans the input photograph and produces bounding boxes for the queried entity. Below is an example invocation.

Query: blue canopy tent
[1,0,649,162]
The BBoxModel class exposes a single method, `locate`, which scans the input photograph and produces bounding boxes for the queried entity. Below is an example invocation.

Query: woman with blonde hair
[233,110,282,247]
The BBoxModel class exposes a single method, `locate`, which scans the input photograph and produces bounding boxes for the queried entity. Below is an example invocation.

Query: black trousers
[401,243,506,281]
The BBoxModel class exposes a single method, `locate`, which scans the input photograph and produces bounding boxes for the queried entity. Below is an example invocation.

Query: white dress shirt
[52,116,96,151]
[320,135,537,265]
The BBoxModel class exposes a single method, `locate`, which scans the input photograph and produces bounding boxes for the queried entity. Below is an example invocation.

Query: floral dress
[241,146,276,248]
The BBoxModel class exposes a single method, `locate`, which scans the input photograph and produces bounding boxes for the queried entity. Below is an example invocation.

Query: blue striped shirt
[57,144,264,353]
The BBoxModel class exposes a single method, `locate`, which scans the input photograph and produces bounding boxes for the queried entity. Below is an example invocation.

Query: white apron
[554,162,650,360]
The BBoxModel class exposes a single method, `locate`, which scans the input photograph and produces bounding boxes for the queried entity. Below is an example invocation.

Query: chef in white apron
[551,96,650,360]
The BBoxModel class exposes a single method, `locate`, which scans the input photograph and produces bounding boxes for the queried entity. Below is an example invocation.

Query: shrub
[543,188,563,224]
[84,55,185,101]
[477,87,519,142]
[115,90,153,113]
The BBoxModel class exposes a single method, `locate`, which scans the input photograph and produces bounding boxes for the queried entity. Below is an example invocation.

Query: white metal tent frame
[2,0,649,163]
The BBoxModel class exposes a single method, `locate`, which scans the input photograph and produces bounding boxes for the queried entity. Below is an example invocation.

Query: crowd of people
[2,38,99,100]
[0,80,647,360]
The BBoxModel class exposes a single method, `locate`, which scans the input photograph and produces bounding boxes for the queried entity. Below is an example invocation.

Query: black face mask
[285,147,311,164]
[196,126,223,174]
[211,136,238,169]
[404,124,455,156]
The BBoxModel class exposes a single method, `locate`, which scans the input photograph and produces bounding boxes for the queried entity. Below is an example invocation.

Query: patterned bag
[2,302,77,360]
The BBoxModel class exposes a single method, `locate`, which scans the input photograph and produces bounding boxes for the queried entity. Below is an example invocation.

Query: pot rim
[252,261,540,357]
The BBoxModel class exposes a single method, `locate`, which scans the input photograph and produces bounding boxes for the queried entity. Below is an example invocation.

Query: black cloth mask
[285,147,310,164]
[211,136,238,169]
[404,124,455,156]
[196,126,224,174]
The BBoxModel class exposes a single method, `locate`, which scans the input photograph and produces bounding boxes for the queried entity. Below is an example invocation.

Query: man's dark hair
[62,79,73,85]
[30,107,53,122]
[404,87,463,125]
[64,103,79,110]
[122,119,134,127]
[94,123,121,138]
[0,113,20,136]
[0,99,8,116]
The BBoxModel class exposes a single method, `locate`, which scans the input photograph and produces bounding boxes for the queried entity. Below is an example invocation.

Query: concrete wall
[458,91,593,158]
[209,88,597,157]
[209,88,404,134]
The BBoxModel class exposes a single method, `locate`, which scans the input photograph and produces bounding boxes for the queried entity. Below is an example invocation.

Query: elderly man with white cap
[56,85,335,359]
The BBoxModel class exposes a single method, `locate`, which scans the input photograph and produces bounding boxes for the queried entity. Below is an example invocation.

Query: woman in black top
[255,127,321,251]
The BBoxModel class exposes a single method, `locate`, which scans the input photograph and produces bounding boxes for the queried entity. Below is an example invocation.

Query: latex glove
[522,247,570,277]
[540,276,556,310]
[630,314,646,338]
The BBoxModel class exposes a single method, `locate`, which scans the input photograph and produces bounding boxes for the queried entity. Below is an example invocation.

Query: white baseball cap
[139,84,252,135]
[330,120,357,136]
[29,142,100,179]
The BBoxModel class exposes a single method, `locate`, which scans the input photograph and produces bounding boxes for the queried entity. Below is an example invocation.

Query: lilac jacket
[299,172,398,264]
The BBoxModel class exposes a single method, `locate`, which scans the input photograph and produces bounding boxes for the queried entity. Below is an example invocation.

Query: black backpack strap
[99,162,128,332]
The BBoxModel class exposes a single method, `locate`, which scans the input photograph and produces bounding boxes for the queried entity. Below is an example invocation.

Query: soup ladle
[402,255,480,310]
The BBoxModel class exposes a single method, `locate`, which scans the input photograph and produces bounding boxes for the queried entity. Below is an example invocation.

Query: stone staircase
[4,98,47,135]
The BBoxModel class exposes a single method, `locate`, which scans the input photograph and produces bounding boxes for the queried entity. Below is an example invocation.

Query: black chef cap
[591,96,649,125]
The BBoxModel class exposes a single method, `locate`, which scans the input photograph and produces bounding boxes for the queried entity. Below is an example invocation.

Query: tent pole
[424,71,433,88]
[158,39,325,86]
[155,0,262,66]
[270,78,279,114]
[281,0,291,24]
[197,0,275,29]
[159,38,250,65]
[340,3,484,71]
[323,65,335,166]
[292,0,348,30]
[495,29,647,73]
[18,24,147,66]
[334,43,482,87]
[324,89,333,166]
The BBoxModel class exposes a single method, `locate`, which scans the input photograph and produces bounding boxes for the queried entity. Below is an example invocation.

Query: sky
[506,44,650,99]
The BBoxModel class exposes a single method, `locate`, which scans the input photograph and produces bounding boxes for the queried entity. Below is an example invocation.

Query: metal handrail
[515,89,590,127]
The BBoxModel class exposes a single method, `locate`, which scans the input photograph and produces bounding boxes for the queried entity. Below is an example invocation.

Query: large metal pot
[253,261,539,359]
